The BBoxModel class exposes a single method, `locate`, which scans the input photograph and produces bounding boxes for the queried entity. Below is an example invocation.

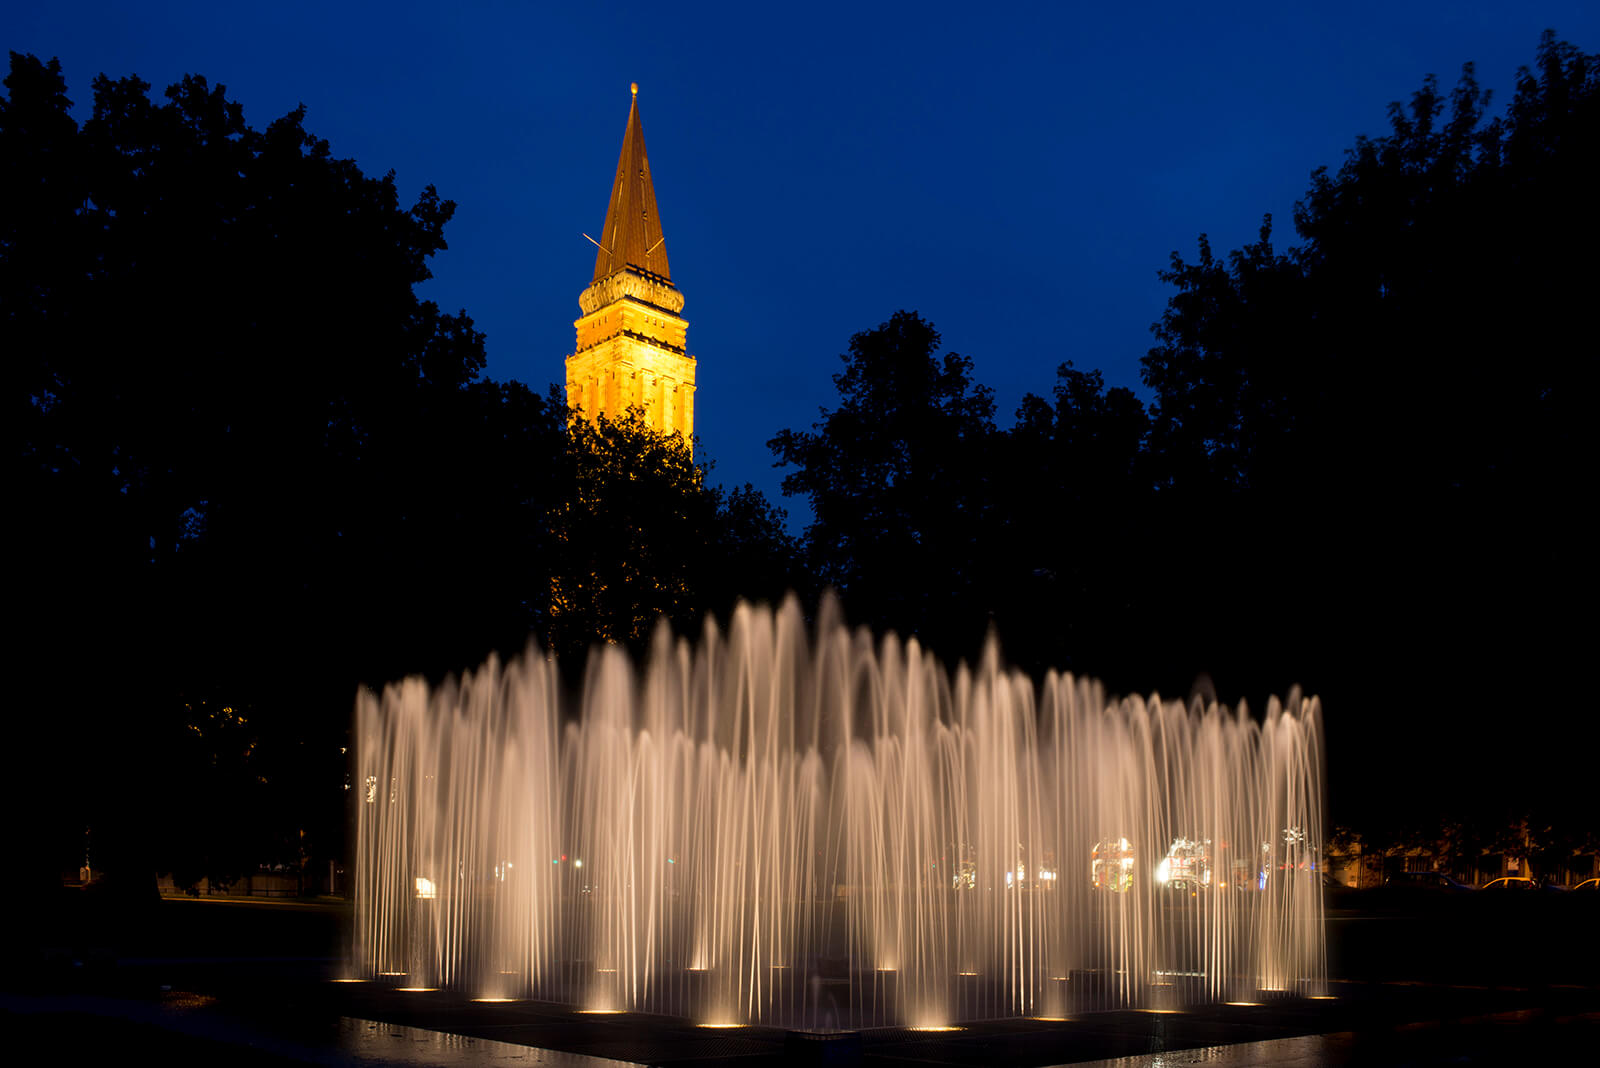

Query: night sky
[6,2,1596,524]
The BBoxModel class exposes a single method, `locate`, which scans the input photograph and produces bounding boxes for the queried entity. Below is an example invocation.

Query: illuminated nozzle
[631,82,638,96]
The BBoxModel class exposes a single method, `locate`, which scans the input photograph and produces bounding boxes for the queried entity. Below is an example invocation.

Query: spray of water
[354,596,1325,1026]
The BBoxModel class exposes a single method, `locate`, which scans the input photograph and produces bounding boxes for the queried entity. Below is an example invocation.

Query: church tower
[566,84,696,439]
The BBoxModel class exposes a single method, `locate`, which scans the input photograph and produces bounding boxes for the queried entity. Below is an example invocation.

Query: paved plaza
[8,894,1596,1066]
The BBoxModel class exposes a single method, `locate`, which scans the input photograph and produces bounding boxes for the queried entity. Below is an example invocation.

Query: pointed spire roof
[592,83,671,285]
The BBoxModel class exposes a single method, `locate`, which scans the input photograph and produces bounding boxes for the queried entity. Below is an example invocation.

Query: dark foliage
[1138,32,1595,823]
[995,364,1155,685]
[8,31,1593,894]
[774,34,1596,828]
[3,54,797,898]
[550,407,803,662]
[769,311,998,660]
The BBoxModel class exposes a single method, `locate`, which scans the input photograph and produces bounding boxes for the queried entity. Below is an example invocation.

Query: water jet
[354,597,1325,1026]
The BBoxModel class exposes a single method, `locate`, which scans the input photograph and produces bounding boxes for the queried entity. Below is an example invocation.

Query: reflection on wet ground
[5,981,1598,1067]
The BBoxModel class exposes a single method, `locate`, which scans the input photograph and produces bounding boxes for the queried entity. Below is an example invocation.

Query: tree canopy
[1137,33,1595,817]
[7,31,1594,894]
[769,311,997,656]
[553,408,801,656]
[771,34,1597,827]
[4,53,797,897]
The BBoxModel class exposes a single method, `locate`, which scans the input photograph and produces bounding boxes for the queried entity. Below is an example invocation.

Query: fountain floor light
[354,597,1326,1028]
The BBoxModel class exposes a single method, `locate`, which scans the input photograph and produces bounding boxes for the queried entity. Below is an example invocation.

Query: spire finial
[590,79,670,285]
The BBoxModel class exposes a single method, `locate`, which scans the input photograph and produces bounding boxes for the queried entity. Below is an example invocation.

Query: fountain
[353,597,1325,1027]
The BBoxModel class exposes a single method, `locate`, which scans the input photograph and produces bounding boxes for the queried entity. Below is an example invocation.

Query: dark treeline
[4,54,797,901]
[6,34,1595,901]
[770,34,1596,836]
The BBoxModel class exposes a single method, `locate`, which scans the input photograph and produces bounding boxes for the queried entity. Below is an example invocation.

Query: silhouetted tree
[550,412,715,654]
[770,36,1595,833]
[5,54,799,905]
[770,311,998,661]
[1139,33,1597,821]
[701,481,809,627]
[770,319,1167,685]
[551,410,802,666]
[996,363,1154,684]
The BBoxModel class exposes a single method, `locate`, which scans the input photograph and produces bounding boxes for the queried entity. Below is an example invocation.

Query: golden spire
[566,83,695,442]
[592,83,671,285]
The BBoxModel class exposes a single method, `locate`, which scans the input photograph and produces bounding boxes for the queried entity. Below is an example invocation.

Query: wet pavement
[7,975,1598,1066]
[11,894,1598,1066]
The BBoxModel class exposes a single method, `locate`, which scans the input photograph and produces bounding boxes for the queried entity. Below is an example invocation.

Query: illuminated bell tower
[566,83,696,439]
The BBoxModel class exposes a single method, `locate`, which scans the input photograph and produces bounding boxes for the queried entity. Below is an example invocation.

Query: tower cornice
[578,269,685,315]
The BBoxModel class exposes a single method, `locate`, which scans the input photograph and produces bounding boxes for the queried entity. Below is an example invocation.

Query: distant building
[566,83,697,439]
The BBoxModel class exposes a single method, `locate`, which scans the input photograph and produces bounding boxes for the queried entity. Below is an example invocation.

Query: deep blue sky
[6,3,1596,525]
